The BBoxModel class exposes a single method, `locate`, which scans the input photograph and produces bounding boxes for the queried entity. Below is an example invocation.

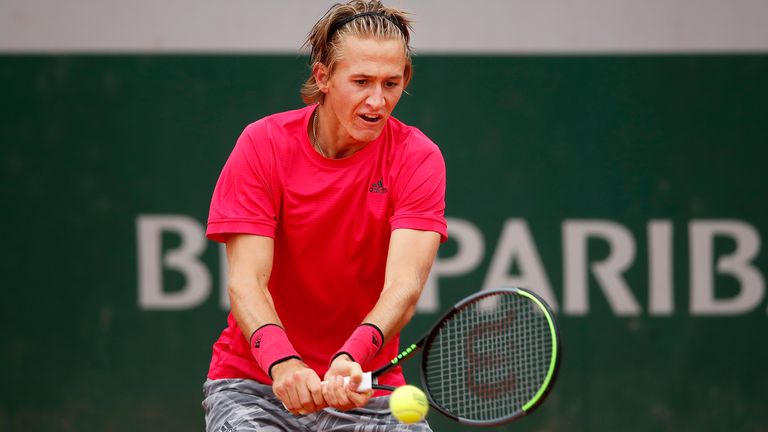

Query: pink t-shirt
[206,105,447,388]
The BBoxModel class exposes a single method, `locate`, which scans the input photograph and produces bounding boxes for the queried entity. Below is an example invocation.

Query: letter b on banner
[137,215,211,309]
[690,220,765,315]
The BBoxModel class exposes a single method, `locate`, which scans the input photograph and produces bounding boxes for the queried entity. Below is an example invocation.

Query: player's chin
[352,126,385,144]
[353,117,386,140]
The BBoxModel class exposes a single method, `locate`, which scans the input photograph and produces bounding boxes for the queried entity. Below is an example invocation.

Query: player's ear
[313,62,330,94]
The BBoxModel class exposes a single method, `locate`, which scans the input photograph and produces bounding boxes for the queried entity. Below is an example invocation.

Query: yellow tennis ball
[389,385,429,424]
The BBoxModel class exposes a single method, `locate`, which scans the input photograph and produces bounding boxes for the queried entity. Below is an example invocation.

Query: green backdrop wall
[1,55,767,431]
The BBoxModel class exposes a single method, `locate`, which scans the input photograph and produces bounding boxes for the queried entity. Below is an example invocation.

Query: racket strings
[423,292,554,422]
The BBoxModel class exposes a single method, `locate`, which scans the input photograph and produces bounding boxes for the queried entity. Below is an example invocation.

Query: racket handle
[324,372,372,392]
[348,371,372,392]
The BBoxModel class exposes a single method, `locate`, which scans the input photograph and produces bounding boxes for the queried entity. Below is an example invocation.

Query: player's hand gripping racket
[349,287,561,426]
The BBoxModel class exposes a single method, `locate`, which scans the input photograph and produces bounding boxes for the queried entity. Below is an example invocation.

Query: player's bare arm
[370,228,441,338]
[323,228,440,409]
[226,234,326,415]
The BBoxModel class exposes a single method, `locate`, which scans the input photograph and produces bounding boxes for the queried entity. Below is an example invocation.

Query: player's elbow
[227,281,246,306]
[401,300,418,324]
[385,280,422,320]
[227,276,263,304]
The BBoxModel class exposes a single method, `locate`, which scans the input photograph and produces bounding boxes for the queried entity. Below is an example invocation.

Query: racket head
[419,287,561,426]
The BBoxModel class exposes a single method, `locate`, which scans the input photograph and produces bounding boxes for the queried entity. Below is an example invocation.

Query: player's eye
[355,79,367,85]
[385,81,399,89]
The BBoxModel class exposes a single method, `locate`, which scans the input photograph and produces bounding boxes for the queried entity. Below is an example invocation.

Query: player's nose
[366,86,386,110]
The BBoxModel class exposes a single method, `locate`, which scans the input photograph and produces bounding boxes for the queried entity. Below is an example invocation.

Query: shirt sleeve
[206,121,280,243]
[390,139,448,242]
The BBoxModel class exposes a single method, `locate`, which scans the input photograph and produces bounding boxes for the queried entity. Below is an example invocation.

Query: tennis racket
[350,287,561,426]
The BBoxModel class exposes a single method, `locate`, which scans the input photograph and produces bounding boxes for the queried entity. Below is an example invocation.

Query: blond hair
[301,0,413,104]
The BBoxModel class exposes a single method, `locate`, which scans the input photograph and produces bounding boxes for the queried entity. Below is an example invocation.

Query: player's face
[321,36,407,146]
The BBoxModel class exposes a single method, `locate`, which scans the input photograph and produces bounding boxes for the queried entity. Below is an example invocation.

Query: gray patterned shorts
[202,379,433,432]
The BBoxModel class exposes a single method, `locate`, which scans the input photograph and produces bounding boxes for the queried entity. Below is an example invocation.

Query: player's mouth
[358,113,383,123]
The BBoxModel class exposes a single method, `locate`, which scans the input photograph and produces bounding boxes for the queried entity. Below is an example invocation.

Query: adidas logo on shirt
[369,177,388,194]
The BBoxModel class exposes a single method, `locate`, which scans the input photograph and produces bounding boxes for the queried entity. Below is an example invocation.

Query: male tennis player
[202,1,446,430]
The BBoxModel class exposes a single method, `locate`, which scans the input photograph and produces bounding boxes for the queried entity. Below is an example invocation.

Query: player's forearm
[226,235,307,379]
[331,277,424,374]
[365,276,424,341]
[364,229,441,341]
[225,235,281,337]
[228,277,281,337]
